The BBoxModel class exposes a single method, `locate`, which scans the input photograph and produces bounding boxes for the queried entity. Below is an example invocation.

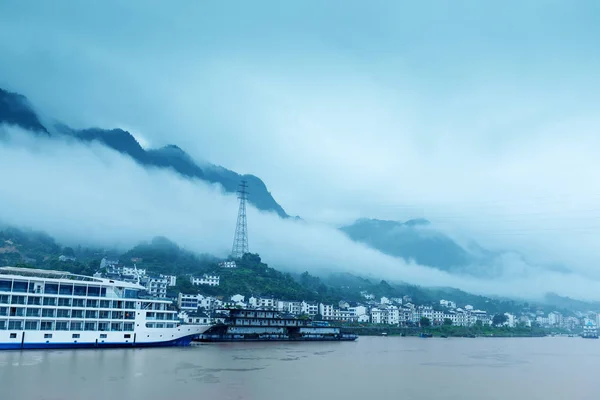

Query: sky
[1,1,600,300]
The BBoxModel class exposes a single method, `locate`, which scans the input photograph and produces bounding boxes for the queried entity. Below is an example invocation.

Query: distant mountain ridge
[340,218,490,276]
[0,88,288,217]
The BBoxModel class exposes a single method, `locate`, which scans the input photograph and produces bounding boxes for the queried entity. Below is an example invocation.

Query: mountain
[340,218,479,274]
[0,87,288,217]
[0,88,48,135]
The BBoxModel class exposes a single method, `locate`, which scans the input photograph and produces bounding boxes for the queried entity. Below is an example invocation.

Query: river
[0,336,597,400]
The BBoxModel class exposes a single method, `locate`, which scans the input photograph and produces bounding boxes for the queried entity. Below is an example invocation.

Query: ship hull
[0,324,211,350]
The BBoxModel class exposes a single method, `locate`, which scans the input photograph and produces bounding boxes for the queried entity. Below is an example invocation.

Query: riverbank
[340,325,567,338]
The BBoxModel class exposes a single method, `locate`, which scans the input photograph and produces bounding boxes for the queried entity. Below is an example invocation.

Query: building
[440,299,456,309]
[319,304,334,319]
[371,308,387,324]
[178,293,202,311]
[431,309,445,325]
[248,297,276,309]
[100,257,119,269]
[122,266,146,277]
[58,255,76,262]
[301,301,318,316]
[143,276,168,298]
[190,274,220,286]
[231,294,245,303]
[548,311,564,327]
[387,306,400,325]
[505,313,517,328]
[219,261,237,268]
[160,274,177,287]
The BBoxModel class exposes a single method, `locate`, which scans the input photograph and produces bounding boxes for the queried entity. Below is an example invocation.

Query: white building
[144,276,168,298]
[122,266,146,277]
[431,309,445,325]
[231,294,245,303]
[157,274,176,287]
[100,257,119,269]
[249,297,276,309]
[371,308,387,324]
[440,299,456,309]
[58,255,76,262]
[361,291,375,300]
[319,304,334,319]
[178,293,202,310]
[349,305,367,318]
[387,306,400,325]
[505,313,517,328]
[219,261,237,268]
[548,312,564,327]
[380,297,391,305]
[190,274,220,286]
[302,301,318,316]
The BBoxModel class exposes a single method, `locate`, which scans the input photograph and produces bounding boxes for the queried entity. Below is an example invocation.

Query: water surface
[1,337,597,400]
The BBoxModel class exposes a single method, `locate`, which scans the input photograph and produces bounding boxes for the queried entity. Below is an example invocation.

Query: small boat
[440,334,448,338]
[381,332,387,337]
[419,332,433,338]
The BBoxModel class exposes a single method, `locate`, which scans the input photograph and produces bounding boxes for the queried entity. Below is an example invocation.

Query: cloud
[3,126,600,302]
[1,1,600,301]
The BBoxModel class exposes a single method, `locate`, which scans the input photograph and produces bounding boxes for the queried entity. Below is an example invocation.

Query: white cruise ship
[0,267,212,349]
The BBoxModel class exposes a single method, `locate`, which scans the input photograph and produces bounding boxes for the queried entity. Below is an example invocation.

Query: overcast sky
[1,1,600,300]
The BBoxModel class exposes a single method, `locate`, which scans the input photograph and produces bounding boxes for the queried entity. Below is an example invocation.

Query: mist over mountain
[340,218,497,276]
[1,87,288,218]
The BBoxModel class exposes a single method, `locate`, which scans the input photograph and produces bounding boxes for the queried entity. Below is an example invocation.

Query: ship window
[43,297,56,306]
[12,281,28,293]
[0,280,12,292]
[8,321,22,330]
[44,283,59,294]
[100,334,107,339]
[87,286,100,297]
[44,333,52,339]
[56,322,69,331]
[73,285,87,296]
[10,333,17,339]
[124,334,131,338]
[41,321,53,330]
[59,284,73,295]
[72,334,80,339]
[0,295,9,304]
[27,296,41,305]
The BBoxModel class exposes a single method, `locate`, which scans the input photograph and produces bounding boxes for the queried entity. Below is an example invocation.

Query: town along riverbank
[339,324,567,337]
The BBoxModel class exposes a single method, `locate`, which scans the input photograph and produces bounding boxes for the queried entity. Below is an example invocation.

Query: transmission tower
[231,180,249,259]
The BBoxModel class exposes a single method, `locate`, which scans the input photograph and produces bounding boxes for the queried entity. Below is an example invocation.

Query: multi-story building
[160,274,177,287]
[178,293,202,311]
[431,309,445,325]
[143,276,168,298]
[548,311,564,327]
[319,304,334,319]
[190,274,220,287]
[219,261,237,269]
[371,308,387,324]
[387,306,400,325]
[301,301,318,316]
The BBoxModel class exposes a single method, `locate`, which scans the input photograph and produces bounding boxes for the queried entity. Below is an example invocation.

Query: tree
[420,317,431,327]
[62,247,75,257]
[443,318,453,326]
[492,314,508,326]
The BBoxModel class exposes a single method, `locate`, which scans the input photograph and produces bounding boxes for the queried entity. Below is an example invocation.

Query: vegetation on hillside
[0,226,589,316]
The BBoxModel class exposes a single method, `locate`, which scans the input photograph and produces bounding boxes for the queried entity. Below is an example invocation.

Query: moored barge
[196,309,358,342]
